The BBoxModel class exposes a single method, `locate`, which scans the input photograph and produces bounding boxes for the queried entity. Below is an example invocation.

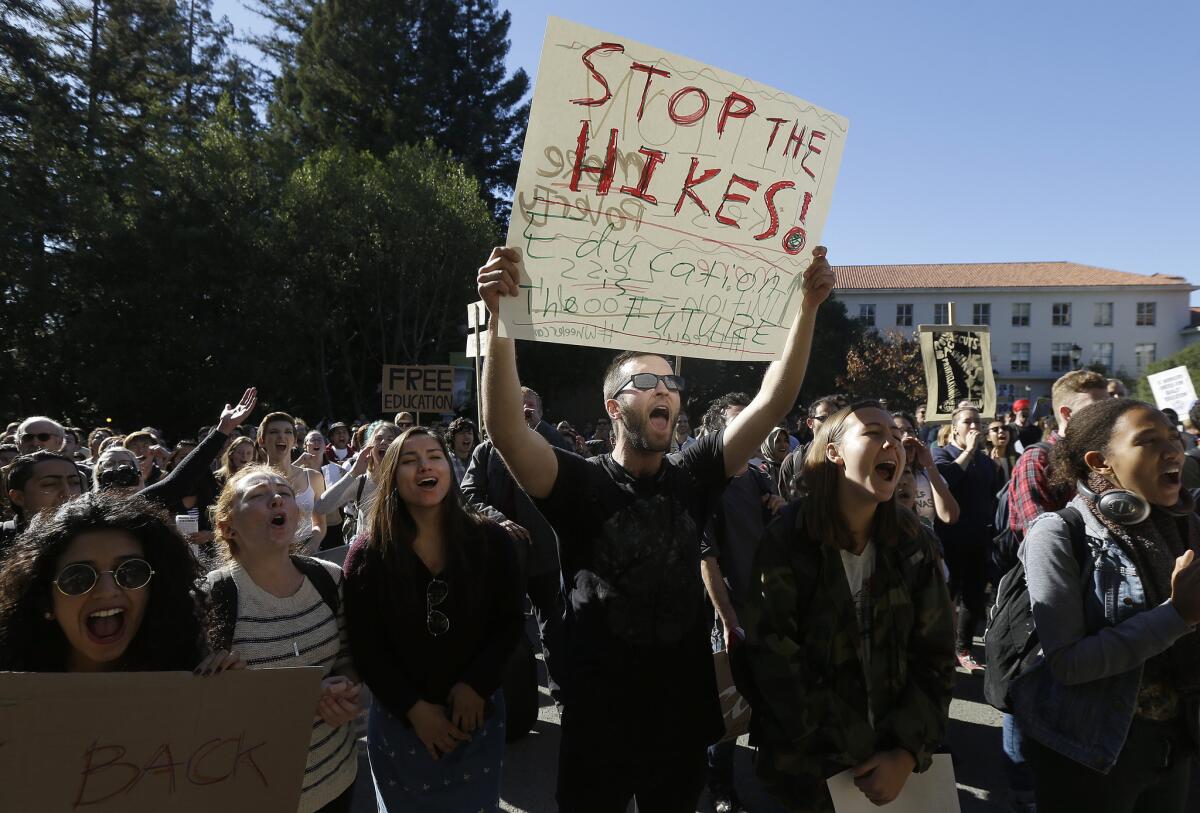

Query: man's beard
[618,404,672,453]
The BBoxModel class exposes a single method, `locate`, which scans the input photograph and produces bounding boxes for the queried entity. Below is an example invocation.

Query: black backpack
[983,507,1089,713]
[207,555,341,652]
[991,441,1052,576]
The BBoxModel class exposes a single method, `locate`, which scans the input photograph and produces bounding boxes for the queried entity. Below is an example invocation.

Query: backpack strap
[206,570,239,653]
[290,554,341,617]
[1056,506,1092,574]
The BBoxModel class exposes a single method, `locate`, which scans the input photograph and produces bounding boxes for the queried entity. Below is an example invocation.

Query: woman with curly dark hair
[0,490,237,674]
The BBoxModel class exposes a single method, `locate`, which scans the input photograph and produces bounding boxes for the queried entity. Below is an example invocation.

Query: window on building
[1092,342,1114,371]
[1135,343,1157,373]
[896,303,913,327]
[1011,343,1030,373]
[1137,302,1157,326]
[1052,303,1071,326]
[934,303,949,324]
[859,304,876,327]
[1094,302,1113,326]
[1012,303,1030,327]
[1051,343,1075,372]
[972,303,991,325]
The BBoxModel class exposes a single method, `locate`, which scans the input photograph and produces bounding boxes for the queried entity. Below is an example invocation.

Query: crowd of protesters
[2,245,1200,813]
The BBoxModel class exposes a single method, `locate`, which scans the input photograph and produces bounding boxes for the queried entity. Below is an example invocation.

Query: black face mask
[99,466,139,489]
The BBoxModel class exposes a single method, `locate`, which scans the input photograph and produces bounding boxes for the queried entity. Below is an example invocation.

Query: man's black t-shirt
[535,430,728,752]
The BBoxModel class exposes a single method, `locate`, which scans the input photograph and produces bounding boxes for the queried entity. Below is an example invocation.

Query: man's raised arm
[478,247,559,499]
[722,247,834,478]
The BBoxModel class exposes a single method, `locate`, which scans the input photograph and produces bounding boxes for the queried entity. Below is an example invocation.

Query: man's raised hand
[477,247,522,317]
[802,246,835,308]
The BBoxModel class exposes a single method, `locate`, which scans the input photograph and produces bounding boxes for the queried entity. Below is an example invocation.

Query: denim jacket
[1011,496,1194,772]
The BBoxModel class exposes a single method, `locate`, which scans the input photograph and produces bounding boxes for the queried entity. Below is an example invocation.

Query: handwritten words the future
[566,42,827,256]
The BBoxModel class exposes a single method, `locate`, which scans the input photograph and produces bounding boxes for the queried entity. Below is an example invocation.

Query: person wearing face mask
[1,451,86,558]
[932,406,1002,671]
[313,421,400,545]
[258,411,326,553]
[0,490,238,675]
[205,465,361,813]
[738,403,955,811]
[342,427,523,812]
[1013,398,1200,812]
[476,244,835,812]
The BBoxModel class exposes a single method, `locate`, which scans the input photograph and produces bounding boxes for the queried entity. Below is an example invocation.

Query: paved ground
[350,635,1200,812]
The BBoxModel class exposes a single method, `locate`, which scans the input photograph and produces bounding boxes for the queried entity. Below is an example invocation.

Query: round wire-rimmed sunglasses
[426,578,449,636]
[53,559,155,597]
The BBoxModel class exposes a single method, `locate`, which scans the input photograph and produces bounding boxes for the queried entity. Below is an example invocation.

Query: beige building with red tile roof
[831,261,1196,406]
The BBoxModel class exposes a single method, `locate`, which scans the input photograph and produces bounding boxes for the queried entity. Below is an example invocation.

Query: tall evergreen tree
[273,0,529,221]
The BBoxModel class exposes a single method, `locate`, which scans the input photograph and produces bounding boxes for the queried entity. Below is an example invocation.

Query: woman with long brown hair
[342,426,522,812]
[740,401,956,811]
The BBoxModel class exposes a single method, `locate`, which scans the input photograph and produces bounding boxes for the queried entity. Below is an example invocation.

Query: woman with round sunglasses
[206,464,361,813]
[0,490,237,674]
[343,427,523,812]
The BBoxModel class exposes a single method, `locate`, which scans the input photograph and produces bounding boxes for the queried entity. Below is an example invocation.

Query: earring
[43,611,54,620]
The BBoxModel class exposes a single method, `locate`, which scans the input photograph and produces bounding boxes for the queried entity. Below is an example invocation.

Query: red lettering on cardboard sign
[75,742,140,807]
[713,174,760,228]
[753,180,795,240]
[630,62,670,122]
[673,158,722,216]
[570,43,625,107]
[716,92,756,137]
[765,117,788,153]
[618,147,668,205]
[569,120,619,195]
[667,86,710,126]
[802,130,826,179]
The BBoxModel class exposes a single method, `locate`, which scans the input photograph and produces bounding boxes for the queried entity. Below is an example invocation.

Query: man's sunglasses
[54,559,155,596]
[21,432,60,443]
[614,373,685,395]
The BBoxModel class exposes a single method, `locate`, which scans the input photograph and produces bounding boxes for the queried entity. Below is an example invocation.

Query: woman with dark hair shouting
[343,426,523,812]
[740,402,955,811]
[1012,398,1200,812]
[0,491,236,674]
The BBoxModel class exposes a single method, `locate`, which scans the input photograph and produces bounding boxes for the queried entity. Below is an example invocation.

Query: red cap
[1013,398,1031,411]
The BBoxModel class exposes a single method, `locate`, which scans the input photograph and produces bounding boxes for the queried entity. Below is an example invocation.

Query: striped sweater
[214,559,358,813]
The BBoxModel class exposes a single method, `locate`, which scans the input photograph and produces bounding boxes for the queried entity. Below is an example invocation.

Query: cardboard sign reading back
[919,325,996,421]
[500,17,848,360]
[0,668,323,812]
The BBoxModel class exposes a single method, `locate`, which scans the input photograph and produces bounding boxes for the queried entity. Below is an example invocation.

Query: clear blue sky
[214,0,1200,302]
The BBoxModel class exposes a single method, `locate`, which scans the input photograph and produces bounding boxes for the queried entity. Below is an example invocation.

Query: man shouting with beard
[477,245,835,813]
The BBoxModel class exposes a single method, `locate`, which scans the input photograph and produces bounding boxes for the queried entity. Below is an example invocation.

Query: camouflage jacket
[735,501,956,812]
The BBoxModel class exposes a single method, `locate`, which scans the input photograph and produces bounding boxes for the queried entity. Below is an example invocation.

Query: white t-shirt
[332,446,350,461]
[840,540,876,724]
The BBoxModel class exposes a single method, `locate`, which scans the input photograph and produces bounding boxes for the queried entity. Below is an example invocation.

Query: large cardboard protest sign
[499,17,849,360]
[0,668,323,812]
[919,325,996,421]
[1147,365,1197,415]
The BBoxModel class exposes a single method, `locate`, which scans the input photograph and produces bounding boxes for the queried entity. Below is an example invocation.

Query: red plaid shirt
[1007,431,1071,538]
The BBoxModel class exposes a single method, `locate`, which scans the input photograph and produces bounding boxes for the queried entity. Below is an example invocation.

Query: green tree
[1135,344,1200,404]
[275,141,496,416]
[274,0,529,220]
[836,328,925,411]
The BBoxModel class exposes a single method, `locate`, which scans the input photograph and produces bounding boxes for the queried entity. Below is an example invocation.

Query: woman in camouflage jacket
[738,402,956,812]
